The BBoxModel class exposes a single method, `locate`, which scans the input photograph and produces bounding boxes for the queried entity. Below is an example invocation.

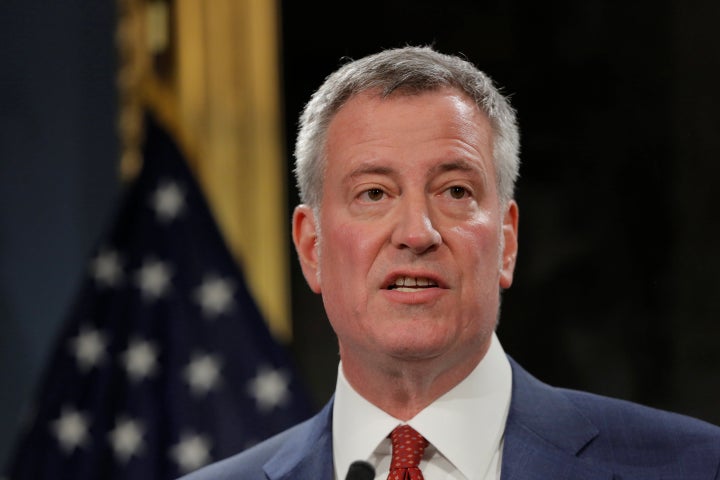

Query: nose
[391,196,442,255]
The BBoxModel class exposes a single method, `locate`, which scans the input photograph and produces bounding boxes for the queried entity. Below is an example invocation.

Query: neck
[340,341,490,420]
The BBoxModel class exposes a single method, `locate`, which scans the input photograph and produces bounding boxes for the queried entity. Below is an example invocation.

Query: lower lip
[381,287,445,304]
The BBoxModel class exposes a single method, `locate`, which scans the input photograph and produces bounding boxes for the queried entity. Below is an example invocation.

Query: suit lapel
[263,399,335,480]
[501,359,615,480]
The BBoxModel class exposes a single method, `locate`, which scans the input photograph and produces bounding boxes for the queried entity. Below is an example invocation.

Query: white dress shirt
[332,333,512,480]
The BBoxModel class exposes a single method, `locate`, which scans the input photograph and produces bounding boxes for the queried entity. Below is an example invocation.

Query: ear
[499,200,519,289]
[292,205,322,293]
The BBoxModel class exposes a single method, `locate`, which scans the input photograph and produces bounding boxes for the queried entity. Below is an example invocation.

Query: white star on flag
[150,180,185,222]
[193,275,235,318]
[68,325,108,371]
[121,338,159,382]
[51,406,90,454]
[247,366,291,412]
[169,432,212,474]
[5,118,314,478]
[183,352,222,396]
[108,417,145,463]
[89,248,123,287]
[134,257,173,300]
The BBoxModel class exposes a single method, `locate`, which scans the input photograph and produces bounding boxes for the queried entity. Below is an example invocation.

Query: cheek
[450,216,499,254]
[317,231,375,344]
[322,220,385,268]
[317,223,379,304]
[451,222,504,286]
[321,228,359,274]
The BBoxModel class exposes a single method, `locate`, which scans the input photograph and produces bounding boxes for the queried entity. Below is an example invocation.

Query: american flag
[4,114,313,479]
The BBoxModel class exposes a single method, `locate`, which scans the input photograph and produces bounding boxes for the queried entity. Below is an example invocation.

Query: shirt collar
[332,333,512,480]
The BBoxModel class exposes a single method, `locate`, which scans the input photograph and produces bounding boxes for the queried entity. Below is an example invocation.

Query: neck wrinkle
[339,343,488,421]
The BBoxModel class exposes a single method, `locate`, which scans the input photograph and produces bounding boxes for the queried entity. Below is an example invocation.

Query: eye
[362,188,385,202]
[447,186,469,199]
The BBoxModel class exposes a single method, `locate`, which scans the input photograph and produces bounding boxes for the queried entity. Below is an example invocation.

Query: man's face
[293,88,518,373]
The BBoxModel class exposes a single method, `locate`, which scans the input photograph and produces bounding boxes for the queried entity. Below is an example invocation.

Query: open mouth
[387,276,439,292]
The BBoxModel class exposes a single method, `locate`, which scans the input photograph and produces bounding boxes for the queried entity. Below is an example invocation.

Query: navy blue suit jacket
[181,358,720,479]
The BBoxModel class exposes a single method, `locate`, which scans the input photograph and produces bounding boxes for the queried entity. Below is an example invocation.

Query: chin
[380,335,451,361]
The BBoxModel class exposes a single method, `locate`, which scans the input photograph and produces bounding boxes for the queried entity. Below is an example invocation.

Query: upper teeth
[393,276,435,288]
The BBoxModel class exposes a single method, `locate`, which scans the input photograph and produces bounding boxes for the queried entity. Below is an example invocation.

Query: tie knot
[389,425,428,470]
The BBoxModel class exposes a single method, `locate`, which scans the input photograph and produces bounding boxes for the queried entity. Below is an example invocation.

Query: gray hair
[294,45,520,208]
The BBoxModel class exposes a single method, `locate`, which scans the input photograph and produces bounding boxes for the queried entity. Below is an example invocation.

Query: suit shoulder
[561,387,720,439]
[508,358,720,477]
[178,419,317,480]
[561,387,720,472]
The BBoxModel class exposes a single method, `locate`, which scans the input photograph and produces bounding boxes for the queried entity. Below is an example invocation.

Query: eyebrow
[344,159,488,185]
[428,159,484,176]
[346,164,396,181]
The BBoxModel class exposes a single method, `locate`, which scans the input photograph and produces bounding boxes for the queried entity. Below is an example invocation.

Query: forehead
[332,87,485,129]
[324,88,494,176]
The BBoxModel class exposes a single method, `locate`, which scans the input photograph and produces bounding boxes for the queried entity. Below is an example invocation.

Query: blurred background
[1,0,719,473]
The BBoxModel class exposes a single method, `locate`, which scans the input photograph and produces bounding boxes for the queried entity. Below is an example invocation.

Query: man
[182,46,720,479]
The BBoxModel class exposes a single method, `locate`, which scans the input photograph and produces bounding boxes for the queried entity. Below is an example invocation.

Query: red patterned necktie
[387,425,429,480]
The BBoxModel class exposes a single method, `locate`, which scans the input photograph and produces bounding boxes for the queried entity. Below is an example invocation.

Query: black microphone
[345,460,375,480]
